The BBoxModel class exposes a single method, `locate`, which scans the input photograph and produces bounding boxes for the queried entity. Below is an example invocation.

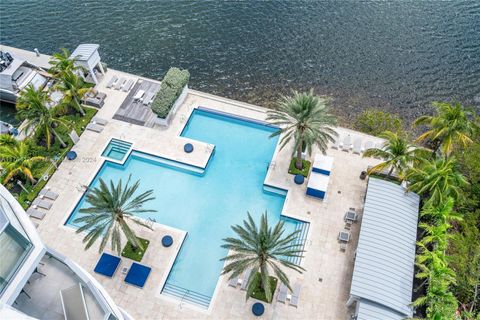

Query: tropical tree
[16,85,69,149]
[49,47,82,77]
[0,141,46,184]
[54,70,90,116]
[363,131,425,178]
[74,175,156,255]
[414,102,477,157]
[406,157,468,205]
[221,212,305,302]
[267,90,337,170]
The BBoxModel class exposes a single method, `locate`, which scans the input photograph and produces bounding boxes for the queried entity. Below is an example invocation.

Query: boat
[0,50,49,103]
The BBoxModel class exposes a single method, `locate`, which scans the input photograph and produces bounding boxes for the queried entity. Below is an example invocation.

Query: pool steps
[162,283,211,309]
[287,220,310,266]
[102,138,132,160]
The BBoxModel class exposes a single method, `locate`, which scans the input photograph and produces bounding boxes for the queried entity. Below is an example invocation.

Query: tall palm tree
[414,101,477,157]
[74,175,156,255]
[221,212,305,302]
[363,131,425,178]
[406,157,468,205]
[54,70,90,116]
[0,141,46,184]
[49,48,82,77]
[267,90,337,170]
[16,85,69,149]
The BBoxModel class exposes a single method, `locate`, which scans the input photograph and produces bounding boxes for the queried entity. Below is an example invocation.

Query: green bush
[288,158,311,177]
[354,109,403,136]
[151,67,190,119]
[249,272,278,303]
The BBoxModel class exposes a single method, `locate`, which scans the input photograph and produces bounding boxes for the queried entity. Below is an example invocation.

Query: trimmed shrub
[354,109,403,136]
[151,67,190,119]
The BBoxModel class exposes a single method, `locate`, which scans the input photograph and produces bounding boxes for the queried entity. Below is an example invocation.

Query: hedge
[151,67,190,119]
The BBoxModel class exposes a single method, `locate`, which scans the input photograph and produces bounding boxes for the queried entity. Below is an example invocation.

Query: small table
[252,302,265,316]
[184,143,194,153]
[338,231,351,242]
[294,174,304,185]
[66,151,77,160]
[162,235,173,247]
[344,211,357,223]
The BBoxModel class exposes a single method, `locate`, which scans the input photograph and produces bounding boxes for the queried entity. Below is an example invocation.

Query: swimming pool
[67,108,309,308]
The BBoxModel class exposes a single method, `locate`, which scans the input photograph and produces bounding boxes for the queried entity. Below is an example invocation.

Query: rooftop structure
[70,44,105,84]
[347,177,420,319]
[0,184,129,320]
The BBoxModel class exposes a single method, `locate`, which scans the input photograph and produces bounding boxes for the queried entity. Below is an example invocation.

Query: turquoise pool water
[67,109,308,307]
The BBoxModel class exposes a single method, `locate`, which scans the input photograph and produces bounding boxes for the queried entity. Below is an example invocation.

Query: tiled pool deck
[3,45,385,319]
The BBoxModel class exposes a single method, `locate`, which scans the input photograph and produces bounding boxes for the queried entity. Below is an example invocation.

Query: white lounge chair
[289,283,301,308]
[363,141,375,153]
[32,198,52,210]
[228,276,239,287]
[86,123,104,133]
[306,173,330,200]
[312,155,334,175]
[39,189,58,200]
[122,79,134,92]
[331,136,341,149]
[68,130,80,145]
[60,283,90,320]
[114,78,126,90]
[240,269,252,291]
[27,207,46,220]
[277,283,288,303]
[92,117,108,126]
[342,136,352,152]
[106,76,118,89]
[353,138,363,154]
[133,89,145,101]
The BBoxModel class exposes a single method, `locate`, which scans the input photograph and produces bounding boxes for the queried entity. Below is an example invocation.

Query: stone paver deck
[2,45,385,320]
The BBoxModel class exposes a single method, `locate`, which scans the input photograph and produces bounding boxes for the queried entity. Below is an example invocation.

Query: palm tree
[16,85,69,149]
[221,212,305,302]
[406,157,468,205]
[0,141,46,184]
[74,175,156,255]
[54,70,90,116]
[49,48,82,77]
[267,90,337,170]
[414,101,477,157]
[363,131,425,179]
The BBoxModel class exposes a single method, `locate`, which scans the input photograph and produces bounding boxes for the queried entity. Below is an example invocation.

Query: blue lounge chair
[94,253,121,277]
[125,262,151,288]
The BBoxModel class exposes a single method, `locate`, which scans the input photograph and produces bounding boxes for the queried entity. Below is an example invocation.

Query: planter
[155,85,189,127]
[360,171,367,180]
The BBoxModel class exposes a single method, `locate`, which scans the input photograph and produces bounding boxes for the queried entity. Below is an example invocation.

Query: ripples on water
[1,1,479,123]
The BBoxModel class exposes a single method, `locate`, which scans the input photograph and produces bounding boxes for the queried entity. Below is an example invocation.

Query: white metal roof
[312,155,334,172]
[350,178,420,318]
[70,44,99,61]
[356,299,406,320]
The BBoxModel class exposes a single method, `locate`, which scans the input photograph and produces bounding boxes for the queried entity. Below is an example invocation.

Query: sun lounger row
[331,135,382,155]
[106,76,134,92]
[306,155,334,200]
[277,282,302,307]
[27,188,59,220]
[86,116,108,133]
[94,253,151,288]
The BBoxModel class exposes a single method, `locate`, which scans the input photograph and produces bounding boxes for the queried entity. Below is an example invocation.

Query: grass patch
[6,107,97,209]
[249,272,278,303]
[121,237,150,262]
[288,158,311,177]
